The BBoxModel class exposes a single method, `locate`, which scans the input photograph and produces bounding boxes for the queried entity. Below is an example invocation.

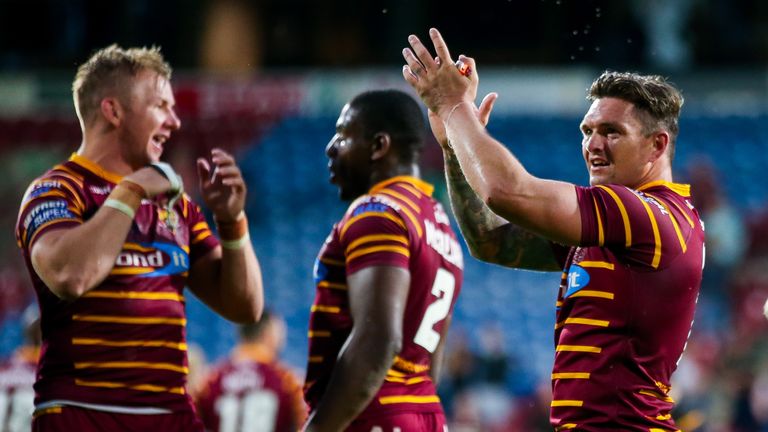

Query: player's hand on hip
[402,28,479,119]
[196,148,247,223]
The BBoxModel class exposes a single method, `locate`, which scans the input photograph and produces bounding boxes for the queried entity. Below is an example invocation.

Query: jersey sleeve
[338,200,411,275]
[275,365,308,428]
[183,196,220,263]
[16,172,85,252]
[576,184,687,269]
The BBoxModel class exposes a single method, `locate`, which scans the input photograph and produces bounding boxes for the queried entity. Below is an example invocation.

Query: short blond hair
[72,44,171,124]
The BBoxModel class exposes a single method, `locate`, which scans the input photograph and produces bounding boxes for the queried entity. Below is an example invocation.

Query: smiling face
[325,103,373,201]
[580,97,662,188]
[117,69,181,169]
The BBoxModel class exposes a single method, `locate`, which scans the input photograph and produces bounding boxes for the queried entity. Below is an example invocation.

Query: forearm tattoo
[443,147,559,270]
[443,147,501,251]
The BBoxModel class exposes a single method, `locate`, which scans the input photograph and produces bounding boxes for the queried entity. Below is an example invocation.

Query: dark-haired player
[303,89,464,431]
[15,44,263,431]
[403,29,705,431]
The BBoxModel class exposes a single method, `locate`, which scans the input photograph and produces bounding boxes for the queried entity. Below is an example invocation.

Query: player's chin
[149,139,165,157]
[147,147,164,163]
[588,175,609,187]
[338,184,364,202]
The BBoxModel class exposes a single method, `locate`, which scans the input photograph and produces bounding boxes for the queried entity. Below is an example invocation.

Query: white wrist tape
[104,198,136,219]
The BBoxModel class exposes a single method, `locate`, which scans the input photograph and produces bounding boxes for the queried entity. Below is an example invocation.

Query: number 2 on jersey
[413,268,455,353]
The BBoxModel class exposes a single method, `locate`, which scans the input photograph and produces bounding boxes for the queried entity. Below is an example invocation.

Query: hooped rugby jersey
[551,181,704,431]
[15,153,219,414]
[196,344,307,432]
[305,176,464,421]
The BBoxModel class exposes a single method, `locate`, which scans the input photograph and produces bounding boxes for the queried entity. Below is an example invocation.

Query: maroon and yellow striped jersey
[305,176,464,421]
[196,345,307,432]
[551,181,705,431]
[15,154,219,414]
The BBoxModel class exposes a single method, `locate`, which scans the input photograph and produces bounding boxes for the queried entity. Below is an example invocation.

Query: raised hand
[402,28,479,119]
[196,148,246,223]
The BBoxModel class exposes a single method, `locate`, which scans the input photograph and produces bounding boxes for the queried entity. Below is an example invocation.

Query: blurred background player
[403,29,704,431]
[303,89,464,431]
[195,310,306,432]
[14,45,263,431]
[0,305,40,432]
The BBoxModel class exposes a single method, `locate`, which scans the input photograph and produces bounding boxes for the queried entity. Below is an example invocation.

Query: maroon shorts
[32,405,204,432]
[347,411,447,432]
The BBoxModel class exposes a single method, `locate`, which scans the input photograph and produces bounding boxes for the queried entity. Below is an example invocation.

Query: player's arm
[443,147,561,271]
[30,168,173,300]
[428,313,451,386]
[445,104,581,246]
[428,97,560,270]
[303,265,410,432]
[187,148,263,324]
[404,29,582,246]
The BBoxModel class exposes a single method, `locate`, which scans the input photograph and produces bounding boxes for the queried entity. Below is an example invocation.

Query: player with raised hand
[403,29,705,431]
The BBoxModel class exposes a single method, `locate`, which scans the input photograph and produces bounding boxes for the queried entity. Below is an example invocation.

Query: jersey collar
[369,175,434,196]
[637,180,691,197]
[232,343,275,364]
[69,153,124,184]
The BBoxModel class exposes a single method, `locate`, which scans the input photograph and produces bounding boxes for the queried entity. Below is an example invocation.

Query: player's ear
[371,132,391,161]
[100,97,122,127]
[649,131,669,162]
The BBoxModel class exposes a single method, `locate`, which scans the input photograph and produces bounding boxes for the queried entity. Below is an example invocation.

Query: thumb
[478,92,498,126]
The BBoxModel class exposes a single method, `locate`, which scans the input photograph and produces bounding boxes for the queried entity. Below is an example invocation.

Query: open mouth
[590,159,610,169]
[152,134,167,149]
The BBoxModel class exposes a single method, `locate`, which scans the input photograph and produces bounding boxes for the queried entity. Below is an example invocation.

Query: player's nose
[325,135,340,157]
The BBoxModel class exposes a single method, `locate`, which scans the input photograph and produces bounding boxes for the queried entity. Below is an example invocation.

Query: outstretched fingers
[408,34,439,72]
[402,47,425,83]
[429,28,453,66]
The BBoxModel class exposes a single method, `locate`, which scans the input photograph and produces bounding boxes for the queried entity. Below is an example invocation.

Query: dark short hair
[349,89,426,163]
[239,309,273,341]
[72,44,171,125]
[588,71,684,158]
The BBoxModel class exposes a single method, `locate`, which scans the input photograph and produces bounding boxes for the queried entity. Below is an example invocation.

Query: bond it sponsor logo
[564,264,590,298]
[114,242,189,277]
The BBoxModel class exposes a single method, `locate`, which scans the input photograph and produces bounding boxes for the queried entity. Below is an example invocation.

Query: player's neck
[371,163,420,186]
[78,130,134,176]
[630,160,673,189]
[234,341,275,363]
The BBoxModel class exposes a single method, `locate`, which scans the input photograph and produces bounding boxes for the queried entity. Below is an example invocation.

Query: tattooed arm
[427,96,560,271]
[443,147,560,271]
